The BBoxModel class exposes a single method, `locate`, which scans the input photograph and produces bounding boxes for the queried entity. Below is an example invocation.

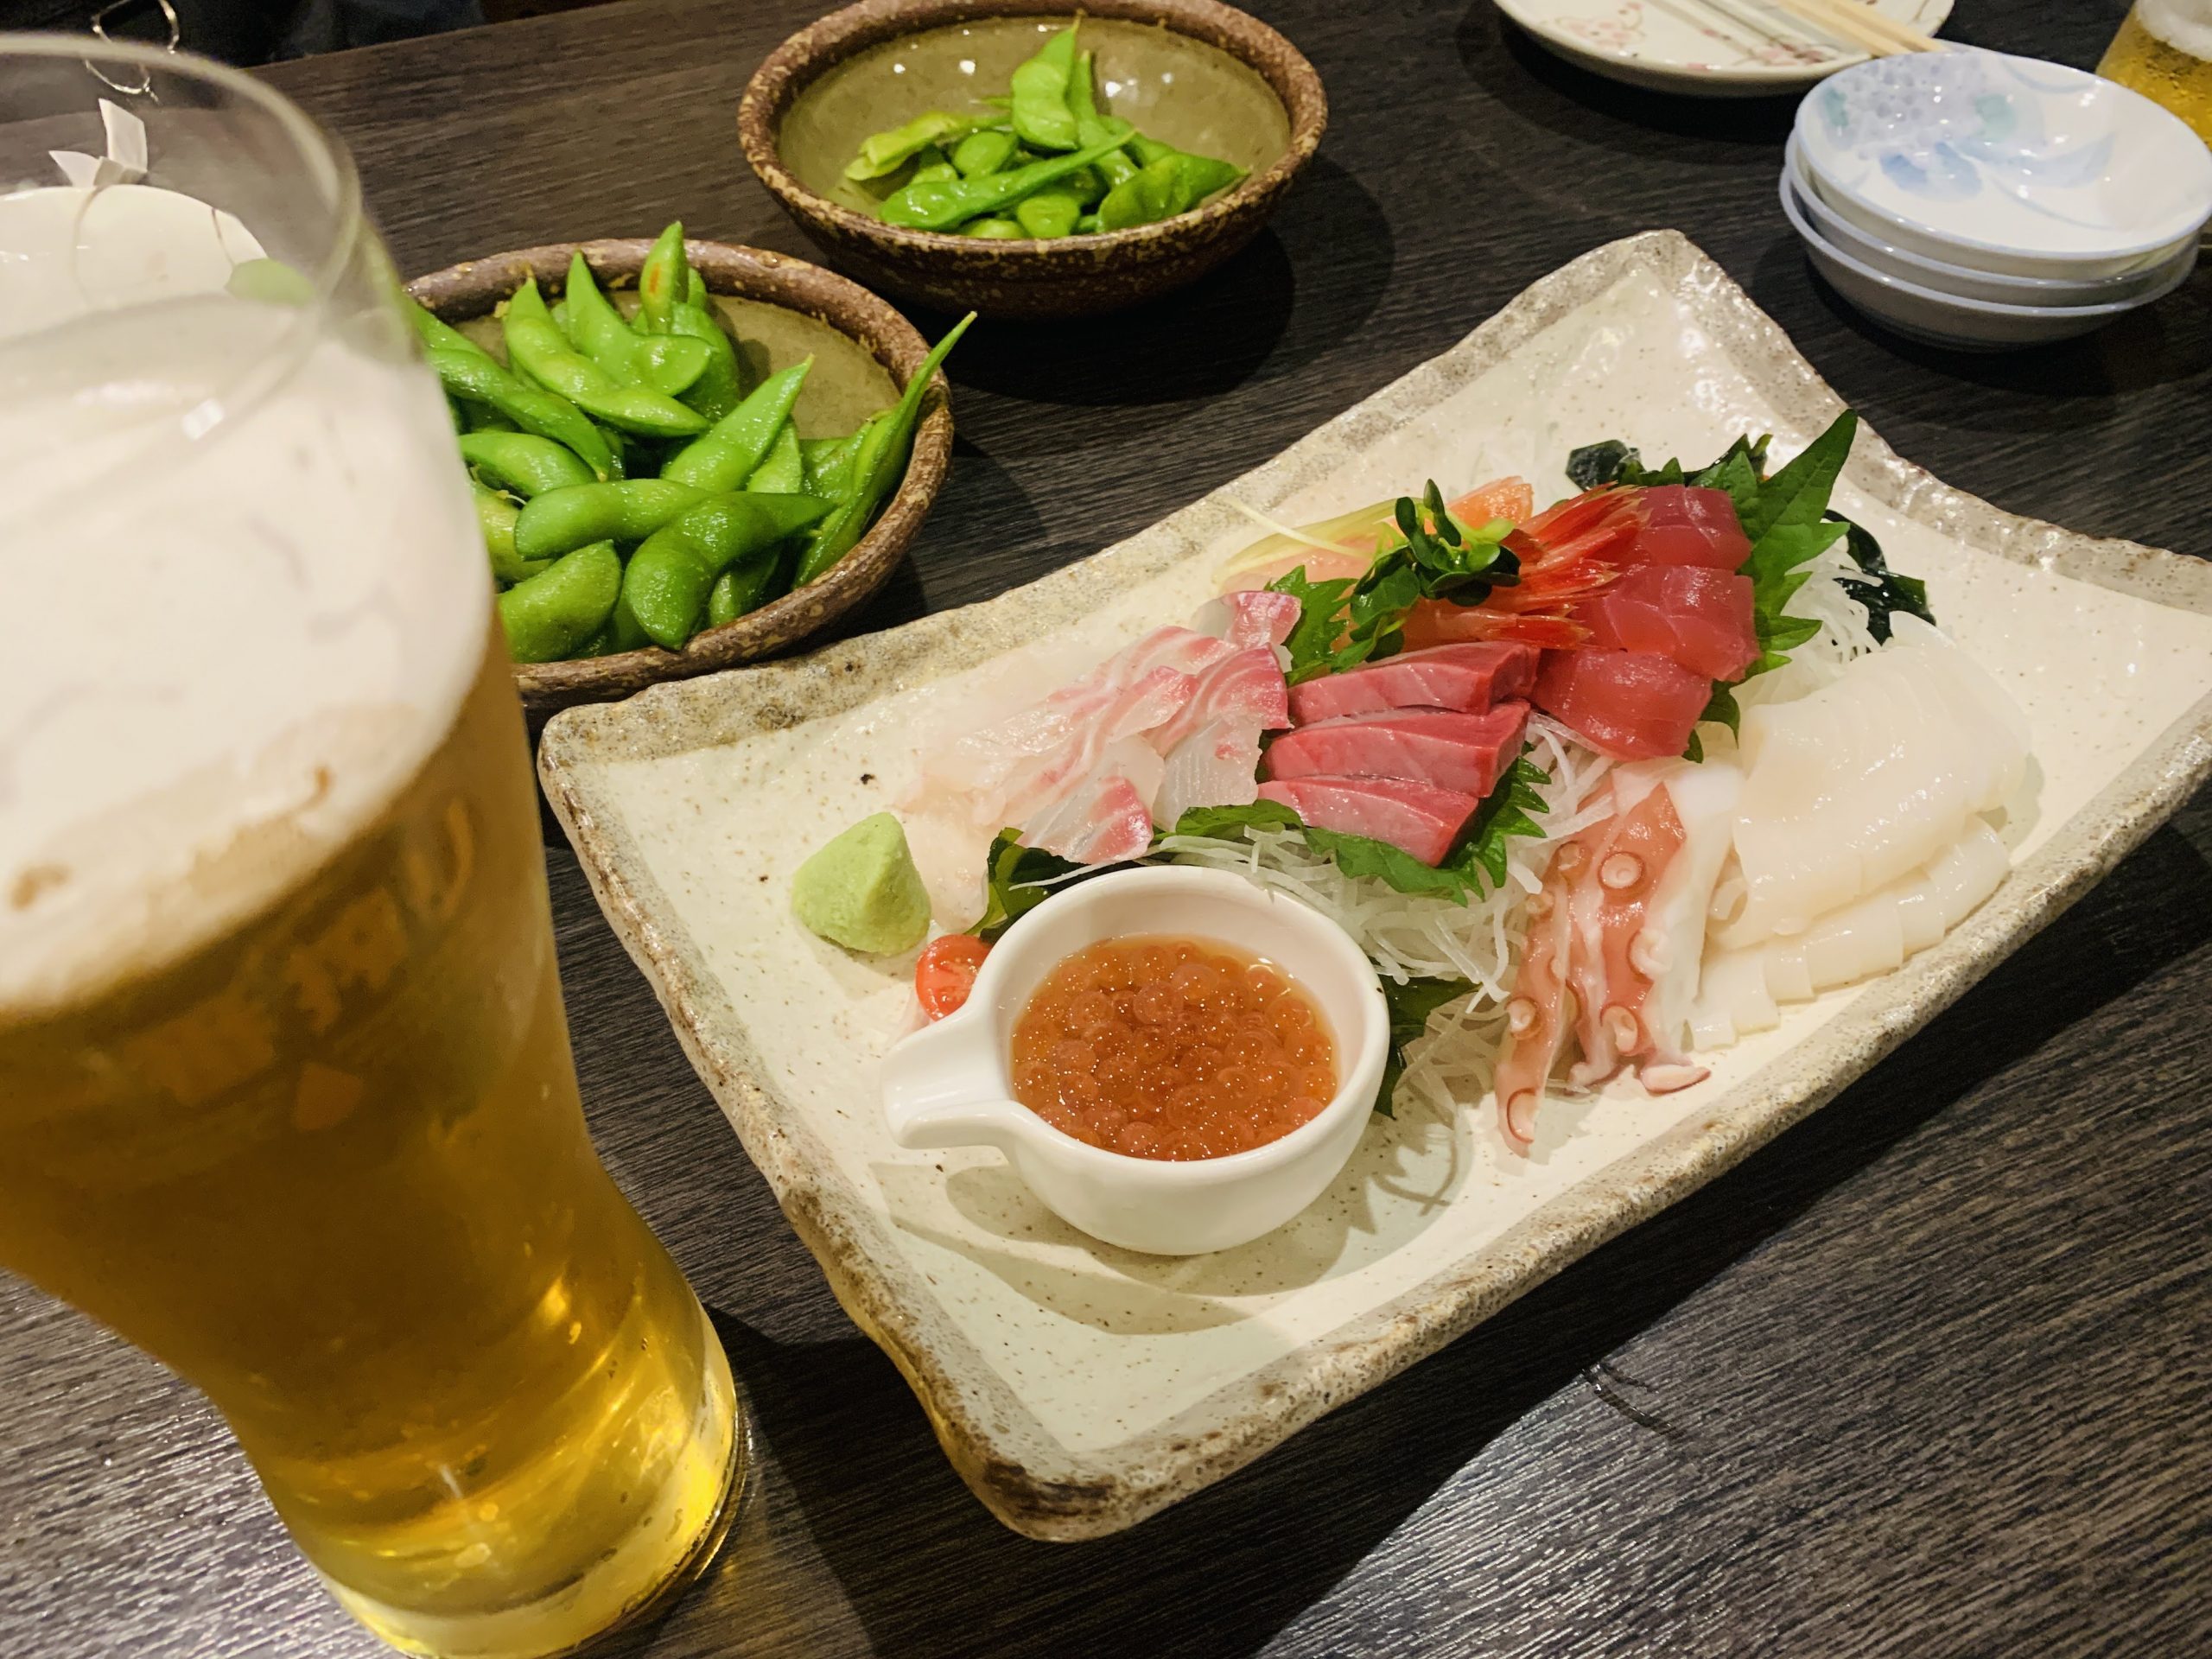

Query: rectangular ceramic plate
[538,232,2212,1541]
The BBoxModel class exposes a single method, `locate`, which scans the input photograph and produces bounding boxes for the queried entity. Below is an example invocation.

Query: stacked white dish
[1783,48,2212,349]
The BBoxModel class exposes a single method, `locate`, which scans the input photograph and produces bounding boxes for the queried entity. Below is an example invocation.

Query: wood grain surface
[3,2,2209,1655]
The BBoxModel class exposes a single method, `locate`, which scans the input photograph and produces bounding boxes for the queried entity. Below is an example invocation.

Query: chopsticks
[1762,0,1945,56]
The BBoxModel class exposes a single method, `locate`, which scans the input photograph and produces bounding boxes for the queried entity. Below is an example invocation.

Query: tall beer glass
[0,37,741,1657]
[2100,0,2212,143]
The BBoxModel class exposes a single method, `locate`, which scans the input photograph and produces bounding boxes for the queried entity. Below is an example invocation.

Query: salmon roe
[1008,935,1338,1161]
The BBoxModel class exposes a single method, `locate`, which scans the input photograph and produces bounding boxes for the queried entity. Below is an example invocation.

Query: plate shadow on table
[1758,240,2212,410]
[642,824,2212,1659]
[1455,6,1802,156]
[902,156,1395,418]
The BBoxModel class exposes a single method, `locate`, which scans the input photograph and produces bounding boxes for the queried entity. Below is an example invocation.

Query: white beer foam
[2141,0,2212,60]
[0,188,486,1014]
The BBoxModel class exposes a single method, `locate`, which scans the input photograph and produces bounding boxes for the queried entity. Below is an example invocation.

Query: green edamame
[564,253,710,398]
[1095,152,1247,232]
[707,554,784,629]
[474,482,550,585]
[877,125,1131,231]
[500,278,708,438]
[407,298,486,359]
[1007,26,1079,151]
[952,128,1020,178]
[664,301,744,422]
[1014,188,1082,238]
[429,347,622,481]
[621,493,833,648]
[747,423,804,494]
[659,358,810,492]
[637,221,689,334]
[801,425,870,498]
[844,111,990,181]
[1067,49,1137,188]
[798,313,972,587]
[497,542,621,663]
[964,217,1026,239]
[458,430,596,498]
[512,479,712,561]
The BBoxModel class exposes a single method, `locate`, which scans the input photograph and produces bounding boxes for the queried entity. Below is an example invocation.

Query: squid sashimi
[1254,775,1483,866]
[1022,739,1164,865]
[1265,702,1529,798]
[1611,756,1745,1062]
[1288,641,1538,724]
[1692,819,2012,1048]
[1573,564,1758,682]
[1716,618,2029,946]
[1531,647,1712,760]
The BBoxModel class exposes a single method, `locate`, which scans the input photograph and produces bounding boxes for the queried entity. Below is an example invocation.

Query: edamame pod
[797,313,971,586]
[497,541,621,663]
[474,482,550,584]
[746,423,804,494]
[964,218,1026,239]
[844,111,990,181]
[1067,50,1138,188]
[458,430,596,498]
[707,553,785,629]
[877,126,1132,231]
[804,416,881,501]
[660,359,810,492]
[621,493,833,649]
[429,347,622,480]
[664,300,744,422]
[637,222,689,335]
[951,128,1020,178]
[512,479,711,561]
[564,253,709,397]
[407,298,486,359]
[1007,26,1080,152]
[501,278,709,438]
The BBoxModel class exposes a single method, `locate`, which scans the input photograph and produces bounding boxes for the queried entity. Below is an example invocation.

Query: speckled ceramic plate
[537,231,2212,1541]
[1494,0,1954,95]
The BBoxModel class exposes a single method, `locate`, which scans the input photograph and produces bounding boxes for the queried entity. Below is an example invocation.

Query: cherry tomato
[915,934,990,1020]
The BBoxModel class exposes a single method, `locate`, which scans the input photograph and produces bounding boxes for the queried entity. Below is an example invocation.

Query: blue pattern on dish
[1818,51,2119,229]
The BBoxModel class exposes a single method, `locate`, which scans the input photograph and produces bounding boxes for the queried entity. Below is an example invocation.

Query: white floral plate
[538,232,2212,1541]
[1493,0,1954,96]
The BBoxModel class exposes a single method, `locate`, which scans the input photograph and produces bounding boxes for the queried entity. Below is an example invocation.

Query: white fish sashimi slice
[1613,756,1745,1058]
[1022,739,1165,866]
[1148,644,1288,753]
[1723,632,2028,946]
[917,625,1232,828]
[1695,818,2012,1042]
[1152,718,1265,830]
[1222,588,1303,650]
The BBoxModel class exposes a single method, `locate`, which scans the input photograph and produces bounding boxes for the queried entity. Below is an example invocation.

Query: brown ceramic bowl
[740,0,1327,320]
[409,238,953,716]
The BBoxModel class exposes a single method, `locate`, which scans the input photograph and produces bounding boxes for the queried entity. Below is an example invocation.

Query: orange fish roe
[1009,935,1338,1161]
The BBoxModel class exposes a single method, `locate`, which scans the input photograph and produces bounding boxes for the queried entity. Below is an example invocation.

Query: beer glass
[2100,0,2212,143]
[0,36,742,1657]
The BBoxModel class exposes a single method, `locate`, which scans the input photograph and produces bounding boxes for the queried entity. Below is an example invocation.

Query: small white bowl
[1780,164,2200,348]
[1794,48,2212,278]
[1783,136,2197,306]
[879,867,1388,1256]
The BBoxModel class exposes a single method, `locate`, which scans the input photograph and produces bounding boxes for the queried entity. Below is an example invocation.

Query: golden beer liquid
[0,632,741,1658]
[2100,7,2212,143]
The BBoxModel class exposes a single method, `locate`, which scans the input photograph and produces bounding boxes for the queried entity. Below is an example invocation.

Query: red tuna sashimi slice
[1288,641,1539,724]
[1255,775,1483,866]
[1265,702,1530,798]
[1573,564,1758,682]
[1624,485,1751,569]
[1533,648,1711,760]
[1223,588,1303,650]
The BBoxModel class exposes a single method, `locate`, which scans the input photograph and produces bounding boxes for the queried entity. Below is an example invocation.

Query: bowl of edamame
[740,0,1326,320]
[408,231,960,715]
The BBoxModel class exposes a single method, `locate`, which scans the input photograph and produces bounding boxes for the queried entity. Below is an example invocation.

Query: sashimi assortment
[813,410,2027,1179]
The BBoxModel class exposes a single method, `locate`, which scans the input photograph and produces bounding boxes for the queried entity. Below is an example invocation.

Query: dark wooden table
[6,2,2209,1653]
